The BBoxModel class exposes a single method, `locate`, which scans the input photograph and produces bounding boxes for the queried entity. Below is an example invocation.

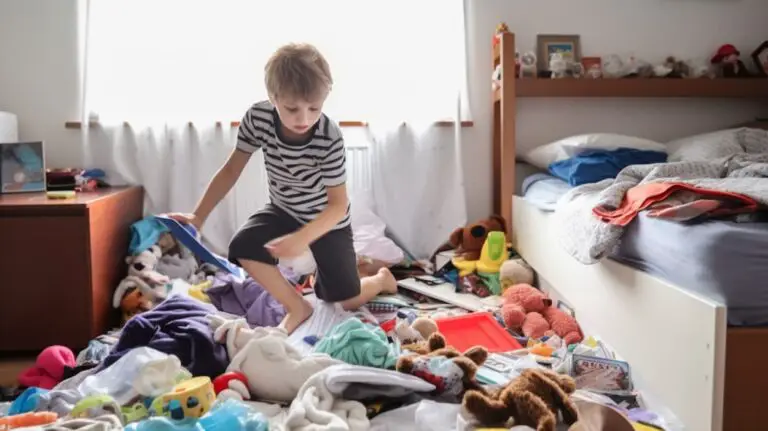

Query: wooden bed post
[492,32,516,235]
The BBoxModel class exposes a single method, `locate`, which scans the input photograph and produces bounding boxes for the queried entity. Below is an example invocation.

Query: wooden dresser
[0,187,144,352]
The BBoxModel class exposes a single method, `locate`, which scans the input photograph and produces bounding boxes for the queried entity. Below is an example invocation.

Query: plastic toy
[475,231,506,273]
[212,372,250,400]
[0,412,58,429]
[71,394,123,422]
[125,398,268,431]
[151,376,215,420]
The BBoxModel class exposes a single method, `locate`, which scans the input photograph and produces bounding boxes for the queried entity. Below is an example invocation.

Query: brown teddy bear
[431,215,507,263]
[397,332,488,400]
[463,368,579,431]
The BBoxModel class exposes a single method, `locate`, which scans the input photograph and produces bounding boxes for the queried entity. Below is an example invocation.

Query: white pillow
[523,133,667,170]
[665,127,768,162]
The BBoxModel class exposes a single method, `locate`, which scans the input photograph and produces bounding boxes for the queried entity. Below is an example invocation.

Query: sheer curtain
[82,0,468,257]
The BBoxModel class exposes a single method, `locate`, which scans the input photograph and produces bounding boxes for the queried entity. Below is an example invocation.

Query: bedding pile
[554,127,768,264]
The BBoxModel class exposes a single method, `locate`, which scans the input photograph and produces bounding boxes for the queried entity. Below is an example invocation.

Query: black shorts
[228,204,361,302]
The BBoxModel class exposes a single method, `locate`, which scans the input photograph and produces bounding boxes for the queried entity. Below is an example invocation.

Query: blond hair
[265,43,333,101]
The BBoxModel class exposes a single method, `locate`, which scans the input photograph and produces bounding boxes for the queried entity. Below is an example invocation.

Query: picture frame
[537,34,582,72]
[0,141,47,194]
[751,41,768,77]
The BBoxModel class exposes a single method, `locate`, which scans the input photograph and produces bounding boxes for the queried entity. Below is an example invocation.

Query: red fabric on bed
[593,182,758,226]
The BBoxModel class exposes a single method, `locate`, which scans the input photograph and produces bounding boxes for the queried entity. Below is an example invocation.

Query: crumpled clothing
[99,296,228,378]
[41,414,123,430]
[314,318,398,369]
[206,272,290,328]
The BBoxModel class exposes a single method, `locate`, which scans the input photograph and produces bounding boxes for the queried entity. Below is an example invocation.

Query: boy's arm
[296,184,349,244]
[193,108,261,226]
[296,126,349,244]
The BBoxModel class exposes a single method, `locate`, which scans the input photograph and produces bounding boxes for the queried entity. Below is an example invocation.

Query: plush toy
[112,275,164,322]
[463,368,579,430]
[501,284,552,340]
[549,53,569,79]
[394,317,438,346]
[502,284,584,345]
[499,258,534,290]
[431,215,506,263]
[127,245,170,286]
[397,332,488,400]
[492,22,509,48]
[711,44,751,77]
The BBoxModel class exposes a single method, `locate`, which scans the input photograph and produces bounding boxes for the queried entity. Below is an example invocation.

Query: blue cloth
[100,296,229,378]
[548,148,667,186]
[8,387,48,415]
[129,216,170,255]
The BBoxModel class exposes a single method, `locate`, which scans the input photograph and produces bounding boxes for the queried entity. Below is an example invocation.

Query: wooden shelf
[493,78,768,99]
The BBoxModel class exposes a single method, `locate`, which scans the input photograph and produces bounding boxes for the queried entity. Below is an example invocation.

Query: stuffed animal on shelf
[463,368,579,430]
[711,44,751,77]
[549,53,568,79]
[502,284,584,345]
[492,22,509,48]
[397,332,488,400]
[431,215,506,263]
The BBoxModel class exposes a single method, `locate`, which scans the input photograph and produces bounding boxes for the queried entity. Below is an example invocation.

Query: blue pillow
[548,148,667,186]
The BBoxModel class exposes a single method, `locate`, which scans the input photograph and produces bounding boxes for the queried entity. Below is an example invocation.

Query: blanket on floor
[555,142,768,264]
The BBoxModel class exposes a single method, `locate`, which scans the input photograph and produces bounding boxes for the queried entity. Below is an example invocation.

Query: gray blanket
[554,128,768,264]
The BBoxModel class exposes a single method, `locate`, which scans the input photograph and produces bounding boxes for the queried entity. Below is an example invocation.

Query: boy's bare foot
[279,298,314,334]
[375,267,399,295]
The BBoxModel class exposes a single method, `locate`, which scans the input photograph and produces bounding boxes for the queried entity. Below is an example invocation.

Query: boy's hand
[167,212,203,231]
[265,233,310,259]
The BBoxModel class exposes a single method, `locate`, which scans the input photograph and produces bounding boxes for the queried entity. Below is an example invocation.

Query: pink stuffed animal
[501,284,584,345]
[501,284,552,340]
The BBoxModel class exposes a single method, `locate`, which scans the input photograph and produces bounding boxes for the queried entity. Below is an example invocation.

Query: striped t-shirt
[236,100,350,228]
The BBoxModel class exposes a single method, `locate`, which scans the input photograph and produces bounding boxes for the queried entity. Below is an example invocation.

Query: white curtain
[82,0,468,257]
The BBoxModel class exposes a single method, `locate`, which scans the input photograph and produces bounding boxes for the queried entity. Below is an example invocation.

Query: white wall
[1,0,766,219]
[0,0,84,168]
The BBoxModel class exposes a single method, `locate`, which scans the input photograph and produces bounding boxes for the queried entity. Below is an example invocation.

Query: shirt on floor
[236,100,350,229]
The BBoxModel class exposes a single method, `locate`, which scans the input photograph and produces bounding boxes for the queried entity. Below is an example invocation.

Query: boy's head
[265,43,333,136]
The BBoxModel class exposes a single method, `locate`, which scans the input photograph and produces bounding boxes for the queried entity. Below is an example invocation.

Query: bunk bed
[492,32,768,431]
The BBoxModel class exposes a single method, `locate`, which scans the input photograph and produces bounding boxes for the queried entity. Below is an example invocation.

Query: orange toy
[0,412,58,429]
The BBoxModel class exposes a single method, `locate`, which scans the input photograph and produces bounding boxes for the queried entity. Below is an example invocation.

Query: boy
[170,43,396,334]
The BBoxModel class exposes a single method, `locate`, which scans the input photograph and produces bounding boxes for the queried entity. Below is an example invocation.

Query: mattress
[515,162,768,326]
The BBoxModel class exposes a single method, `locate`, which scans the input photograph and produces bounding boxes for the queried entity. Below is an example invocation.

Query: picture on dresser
[0,141,46,193]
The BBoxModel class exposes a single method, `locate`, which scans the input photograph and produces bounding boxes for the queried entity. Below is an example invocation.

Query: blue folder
[155,216,244,278]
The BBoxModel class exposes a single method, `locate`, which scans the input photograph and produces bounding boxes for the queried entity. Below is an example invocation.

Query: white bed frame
[491,31,768,431]
[513,196,726,431]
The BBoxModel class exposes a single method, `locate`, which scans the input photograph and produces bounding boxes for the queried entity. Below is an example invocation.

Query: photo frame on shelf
[0,141,46,194]
[752,41,768,77]
[537,34,581,72]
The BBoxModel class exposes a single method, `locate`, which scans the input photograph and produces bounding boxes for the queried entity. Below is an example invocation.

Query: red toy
[212,372,250,400]
[501,284,584,345]
[711,44,751,77]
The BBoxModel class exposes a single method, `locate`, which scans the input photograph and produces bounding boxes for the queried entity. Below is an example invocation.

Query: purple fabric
[100,296,228,378]
[206,272,291,327]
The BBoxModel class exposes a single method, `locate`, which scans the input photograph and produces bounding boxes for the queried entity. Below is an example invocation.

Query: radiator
[345,146,371,196]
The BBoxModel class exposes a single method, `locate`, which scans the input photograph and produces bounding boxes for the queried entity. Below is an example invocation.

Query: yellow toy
[188,280,212,303]
[151,376,215,419]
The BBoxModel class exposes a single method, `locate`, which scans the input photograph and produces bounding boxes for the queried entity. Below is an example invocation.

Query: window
[84,0,468,124]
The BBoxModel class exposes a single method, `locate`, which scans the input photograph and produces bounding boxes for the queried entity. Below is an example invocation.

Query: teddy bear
[397,332,488,401]
[463,368,579,431]
[502,284,584,345]
[394,317,438,347]
[431,215,506,263]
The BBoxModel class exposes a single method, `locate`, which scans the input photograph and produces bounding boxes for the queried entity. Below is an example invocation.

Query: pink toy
[542,307,583,346]
[501,284,552,339]
[501,284,584,345]
[18,345,75,389]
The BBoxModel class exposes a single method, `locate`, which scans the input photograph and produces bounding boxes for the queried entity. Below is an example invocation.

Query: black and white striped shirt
[236,100,350,229]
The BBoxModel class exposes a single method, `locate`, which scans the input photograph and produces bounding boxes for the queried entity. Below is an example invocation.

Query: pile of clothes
[0,216,680,430]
